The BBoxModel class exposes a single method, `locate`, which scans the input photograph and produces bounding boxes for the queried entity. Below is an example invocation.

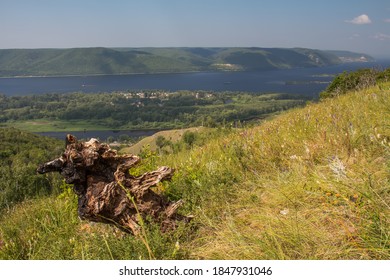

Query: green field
[4,119,109,132]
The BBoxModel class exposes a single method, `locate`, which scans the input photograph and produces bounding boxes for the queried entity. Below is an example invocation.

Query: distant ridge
[0,47,375,77]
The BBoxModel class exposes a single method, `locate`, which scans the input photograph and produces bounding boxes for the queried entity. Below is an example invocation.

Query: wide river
[1,61,389,97]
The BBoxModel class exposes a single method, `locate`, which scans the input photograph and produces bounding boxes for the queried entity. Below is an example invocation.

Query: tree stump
[37,134,187,235]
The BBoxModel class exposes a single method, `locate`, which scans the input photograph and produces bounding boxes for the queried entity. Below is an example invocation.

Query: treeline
[0,90,308,130]
[0,128,63,211]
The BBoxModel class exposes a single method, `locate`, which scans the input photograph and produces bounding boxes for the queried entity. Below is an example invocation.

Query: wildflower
[79,223,92,233]
[280,209,289,215]
[175,241,180,250]
[305,145,310,155]
[349,194,359,203]
[329,156,346,179]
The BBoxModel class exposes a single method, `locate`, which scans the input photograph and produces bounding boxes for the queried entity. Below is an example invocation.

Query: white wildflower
[280,209,289,215]
[329,156,346,180]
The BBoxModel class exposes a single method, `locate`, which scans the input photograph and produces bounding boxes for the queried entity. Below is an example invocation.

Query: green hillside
[0,47,375,77]
[0,48,197,76]
[0,128,62,211]
[0,73,388,259]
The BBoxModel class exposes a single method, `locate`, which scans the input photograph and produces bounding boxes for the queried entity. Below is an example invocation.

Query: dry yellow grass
[167,82,390,259]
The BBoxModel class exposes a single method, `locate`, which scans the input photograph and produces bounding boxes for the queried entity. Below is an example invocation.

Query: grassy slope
[0,83,389,259]
[121,127,206,155]
[181,83,390,259]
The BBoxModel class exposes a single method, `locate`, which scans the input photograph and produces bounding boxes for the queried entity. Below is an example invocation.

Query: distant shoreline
[0,70,207,79]
[0,61,379,80]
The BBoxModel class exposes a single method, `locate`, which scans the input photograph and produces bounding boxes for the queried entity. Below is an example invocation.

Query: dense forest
[0,90,308,131]
[0,47,374,77]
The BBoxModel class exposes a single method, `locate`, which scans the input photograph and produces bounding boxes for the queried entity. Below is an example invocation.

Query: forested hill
[0,47,374,77]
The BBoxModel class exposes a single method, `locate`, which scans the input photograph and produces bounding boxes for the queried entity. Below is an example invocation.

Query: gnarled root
[37,134,189,235]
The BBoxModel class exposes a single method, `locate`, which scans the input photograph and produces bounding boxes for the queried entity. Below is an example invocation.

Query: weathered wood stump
[37,134,186,235]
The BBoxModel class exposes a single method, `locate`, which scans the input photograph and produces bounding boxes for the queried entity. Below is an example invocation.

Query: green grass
[1,82,389,259]
[0,191,193,260]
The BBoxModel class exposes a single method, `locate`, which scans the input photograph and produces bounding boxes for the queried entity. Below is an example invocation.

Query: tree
[155,135,167,151]
[182,131,196,148]
[119,134,130,143]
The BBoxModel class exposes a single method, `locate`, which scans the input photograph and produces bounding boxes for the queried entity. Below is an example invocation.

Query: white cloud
[384,19,390,23]
[373,33,390,41]
[345,14,372,25]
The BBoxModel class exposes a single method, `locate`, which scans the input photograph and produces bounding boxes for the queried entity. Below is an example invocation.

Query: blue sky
[1,0,389,57]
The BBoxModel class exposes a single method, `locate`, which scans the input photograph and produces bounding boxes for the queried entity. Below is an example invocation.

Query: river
[1,61,389,97]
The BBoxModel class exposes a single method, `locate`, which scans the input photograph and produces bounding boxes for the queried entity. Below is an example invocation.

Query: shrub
[320,69,376,99]
[320,67,390,99]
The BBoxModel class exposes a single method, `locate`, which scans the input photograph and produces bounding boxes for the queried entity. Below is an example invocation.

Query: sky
[1,0,389,58]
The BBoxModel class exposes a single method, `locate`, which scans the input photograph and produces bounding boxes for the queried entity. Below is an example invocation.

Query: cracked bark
[37,134,187,235]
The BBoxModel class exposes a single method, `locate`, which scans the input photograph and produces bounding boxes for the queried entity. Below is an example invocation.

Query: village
[120,90,214,100]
